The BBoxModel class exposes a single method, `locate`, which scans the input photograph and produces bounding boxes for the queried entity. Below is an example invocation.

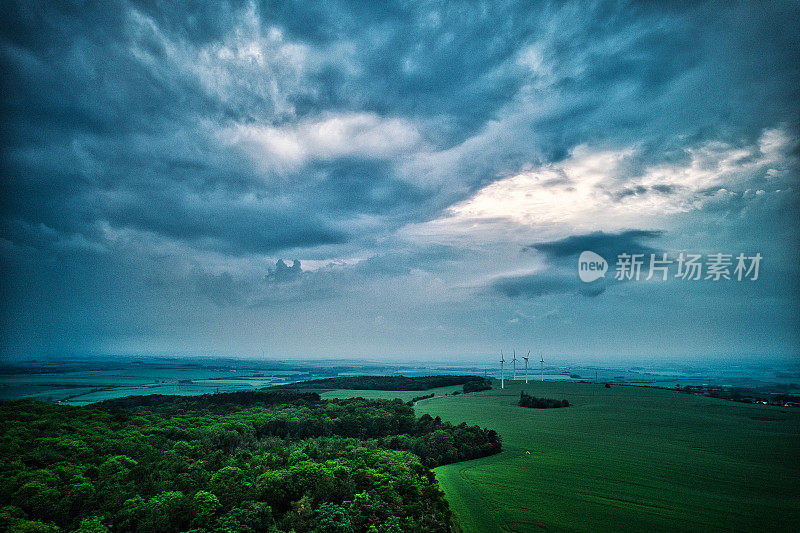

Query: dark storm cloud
[3,0,799,259]
[250,1,536,141]
[492,271,608,299]
[492,272,577,299]
[96,187,349,255]
[525,230,663,260]
[493,230,665,299]
[1,0,798,358]
[305,159,429,217]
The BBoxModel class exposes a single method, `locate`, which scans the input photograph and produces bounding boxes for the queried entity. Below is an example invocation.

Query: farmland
[415,380,800,532]
[1,367,798,531]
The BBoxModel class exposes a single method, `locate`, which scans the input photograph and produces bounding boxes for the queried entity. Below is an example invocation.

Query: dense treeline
[462,379,492,393]
[377,414,500,468]
[0,392,500,532]
[518,391,570,409]
[95,390,321,410]
[274,375,488,392]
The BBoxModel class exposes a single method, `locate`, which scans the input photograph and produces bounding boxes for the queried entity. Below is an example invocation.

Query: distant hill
[273,374,489,391]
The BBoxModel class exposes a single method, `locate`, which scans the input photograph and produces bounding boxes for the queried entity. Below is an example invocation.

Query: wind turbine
[511,350,518,381]
[540,353,545,382]
[500,351,505,389]
[523,350,530,383]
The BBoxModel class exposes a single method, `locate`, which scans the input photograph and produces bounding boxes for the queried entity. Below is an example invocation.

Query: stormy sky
[1,1,798,361]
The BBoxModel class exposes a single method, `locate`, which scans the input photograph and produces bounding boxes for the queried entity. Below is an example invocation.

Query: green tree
[14,481,60,524]
[74,516,110,532]
[213,502,272,533]
[314,502,354,533]
[137,491,189,533]
[190,491,220,530]
[209,467,245,509]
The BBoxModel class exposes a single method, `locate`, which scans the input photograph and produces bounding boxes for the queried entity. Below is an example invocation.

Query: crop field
[414,380,800,532]
[0,370,300,404]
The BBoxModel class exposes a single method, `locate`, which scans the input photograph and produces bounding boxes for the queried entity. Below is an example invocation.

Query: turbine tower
[511,350,518,381]
[523,350,530,383]
[540,353,545,382]
[500,351,505,389]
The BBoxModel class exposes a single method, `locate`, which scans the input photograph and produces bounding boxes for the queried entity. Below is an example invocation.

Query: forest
[273,375,492,392]
[0,390,501,532]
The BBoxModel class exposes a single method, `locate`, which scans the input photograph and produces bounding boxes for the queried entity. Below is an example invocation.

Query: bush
[462,378,492,394]
[518,391,569,409]
[406,393,434,406]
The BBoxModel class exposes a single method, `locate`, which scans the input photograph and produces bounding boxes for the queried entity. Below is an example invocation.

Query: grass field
[412,380,800,532]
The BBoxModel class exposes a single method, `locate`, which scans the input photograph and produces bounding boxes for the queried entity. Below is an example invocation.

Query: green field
[412,380,800,532]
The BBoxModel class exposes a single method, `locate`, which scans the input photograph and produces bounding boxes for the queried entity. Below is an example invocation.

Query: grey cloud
[524,230,664,260]
[192,269,242,306]
[492,272,577,299]
[192,259,305,306]
[3,1,798,262]
[187,244,461,308]
[191,259,328,307]
[494,230,667,300]
[354,245,462,277]
[268,259,303,283]
[651,184,676,194]
[1,1,798,358]
[612,184,680,201]
[615,186,648,199]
